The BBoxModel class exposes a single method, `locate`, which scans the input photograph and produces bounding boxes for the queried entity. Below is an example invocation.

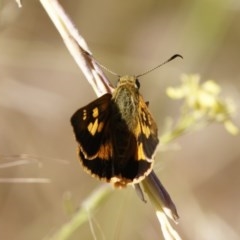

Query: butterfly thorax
[112,75,139,130]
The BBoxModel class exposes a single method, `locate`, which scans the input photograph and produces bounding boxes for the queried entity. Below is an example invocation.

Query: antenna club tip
[171,54,183,60]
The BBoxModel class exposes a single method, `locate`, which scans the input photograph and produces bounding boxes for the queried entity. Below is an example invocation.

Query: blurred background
[0,0,240,239]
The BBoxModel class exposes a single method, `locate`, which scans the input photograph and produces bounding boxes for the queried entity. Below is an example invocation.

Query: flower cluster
[166,74,238,135]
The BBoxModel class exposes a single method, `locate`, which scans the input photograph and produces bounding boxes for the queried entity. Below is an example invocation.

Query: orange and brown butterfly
[71,54,182,188]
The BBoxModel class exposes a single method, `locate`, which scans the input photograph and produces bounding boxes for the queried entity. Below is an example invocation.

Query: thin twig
[39,0,113,96]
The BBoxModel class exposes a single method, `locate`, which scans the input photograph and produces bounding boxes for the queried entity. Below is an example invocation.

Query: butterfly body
[71,75,159,187]
[112,76,141,130]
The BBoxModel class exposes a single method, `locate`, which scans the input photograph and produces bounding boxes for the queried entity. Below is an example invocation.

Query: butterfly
[71,75,159,188]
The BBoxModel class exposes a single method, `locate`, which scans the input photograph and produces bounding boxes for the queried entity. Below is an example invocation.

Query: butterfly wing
[70,93,112,158]
[106,95,159,185]
[136,95,159,162]
[115,96,159,184]
[71,93,123,183]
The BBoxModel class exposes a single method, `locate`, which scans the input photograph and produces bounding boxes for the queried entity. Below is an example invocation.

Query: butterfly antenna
[95,58,121,78]
[136,54,183,78]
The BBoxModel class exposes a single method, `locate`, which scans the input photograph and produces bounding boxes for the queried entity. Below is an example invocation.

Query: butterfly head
[117,75,140,89]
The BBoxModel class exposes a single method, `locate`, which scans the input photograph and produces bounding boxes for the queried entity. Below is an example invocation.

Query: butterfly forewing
[136,97,159,160]
[71,93,112,158]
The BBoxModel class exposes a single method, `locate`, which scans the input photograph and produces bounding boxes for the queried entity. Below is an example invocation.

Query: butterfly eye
[136,79,140,89]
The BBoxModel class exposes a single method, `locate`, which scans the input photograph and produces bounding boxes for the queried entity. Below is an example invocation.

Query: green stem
[47,185,112,240]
